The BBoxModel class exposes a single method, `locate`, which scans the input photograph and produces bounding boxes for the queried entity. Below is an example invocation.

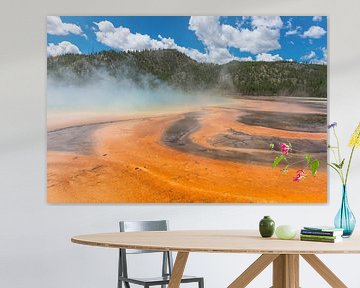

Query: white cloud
[285,18,293,29]
[94,20,211,63]
[286,26,301,36]
[189,16,282,57]
[239,56,253,62]
[310,58,326,64]
[312,16,323,22]
[310,47,327,64]
[189,17,227,50]
[301,50,316,60]
[285,18,301,36]
[157,35,210,62]
[302,26,326,39]
[47,41,81,57]
[188,16,284,62]
[251,16,283,29]
[47,16,86,38]
[94,17,284,64]
[256,53,283,62]
[207,47,235,64]
[322,47,327,61]
[95,21,157,50]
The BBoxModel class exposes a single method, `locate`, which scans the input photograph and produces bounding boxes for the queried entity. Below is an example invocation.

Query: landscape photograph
[47,16,327,203]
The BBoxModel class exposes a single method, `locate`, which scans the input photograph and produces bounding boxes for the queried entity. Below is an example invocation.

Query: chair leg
[118,249,122,288]
[198,278,204,288]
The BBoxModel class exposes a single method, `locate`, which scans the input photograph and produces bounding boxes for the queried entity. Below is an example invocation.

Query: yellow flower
[349,122,360,147]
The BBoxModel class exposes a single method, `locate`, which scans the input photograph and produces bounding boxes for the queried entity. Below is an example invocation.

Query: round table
[72,230,360,288]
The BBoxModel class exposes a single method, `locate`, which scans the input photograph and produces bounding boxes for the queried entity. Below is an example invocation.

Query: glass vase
[334,185,356,237]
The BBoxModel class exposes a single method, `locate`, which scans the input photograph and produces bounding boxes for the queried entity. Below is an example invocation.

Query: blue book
[302,226,343,237]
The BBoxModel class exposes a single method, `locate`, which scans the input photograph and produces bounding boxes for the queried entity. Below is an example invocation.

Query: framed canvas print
[47,16,327,203]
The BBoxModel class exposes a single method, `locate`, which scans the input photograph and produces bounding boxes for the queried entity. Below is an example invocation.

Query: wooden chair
[118,220,204,288]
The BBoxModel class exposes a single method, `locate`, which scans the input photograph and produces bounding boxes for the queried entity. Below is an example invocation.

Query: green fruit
[275,225,297,240]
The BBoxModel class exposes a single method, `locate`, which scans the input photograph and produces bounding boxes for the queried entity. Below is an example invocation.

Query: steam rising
[48,67,225,114]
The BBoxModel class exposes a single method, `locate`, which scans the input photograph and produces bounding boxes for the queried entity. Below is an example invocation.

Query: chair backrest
[119,220,169,254]
[118,220,174,282]
[120,220,168,232]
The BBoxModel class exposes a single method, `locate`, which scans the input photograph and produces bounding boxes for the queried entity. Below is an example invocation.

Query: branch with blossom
[328,122,360,186]
[270,142,319,182]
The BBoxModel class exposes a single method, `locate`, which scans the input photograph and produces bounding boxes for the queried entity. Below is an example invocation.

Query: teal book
[303,226,344,232]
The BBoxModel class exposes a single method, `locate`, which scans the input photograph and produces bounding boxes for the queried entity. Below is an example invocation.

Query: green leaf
[332,162,342,169]
[328,163,341,173]
[272,155,285,169]
[311,159,319,176]
[269,143,274,149]
[339,158,345,169]
[305,153,311,163]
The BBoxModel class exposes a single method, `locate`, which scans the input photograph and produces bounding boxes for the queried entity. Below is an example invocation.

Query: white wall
[1,0,360,287]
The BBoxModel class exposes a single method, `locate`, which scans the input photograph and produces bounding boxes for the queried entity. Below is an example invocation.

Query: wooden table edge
[71,237,360,254]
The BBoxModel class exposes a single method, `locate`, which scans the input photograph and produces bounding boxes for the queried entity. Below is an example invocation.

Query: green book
[300,234,339,240]
[300,236,342,243]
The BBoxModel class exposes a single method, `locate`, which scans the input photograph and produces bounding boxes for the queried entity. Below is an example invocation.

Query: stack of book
[300,226,344,243]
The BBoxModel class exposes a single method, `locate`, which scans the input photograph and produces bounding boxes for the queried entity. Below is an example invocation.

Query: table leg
[228,254,279,288]
[168,252,189,288]
[301,254,347,288]
[272,254,299,288]
[229,253,348,288]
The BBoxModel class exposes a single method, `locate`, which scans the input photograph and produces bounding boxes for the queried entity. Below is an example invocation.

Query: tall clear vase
[334,185,356,237]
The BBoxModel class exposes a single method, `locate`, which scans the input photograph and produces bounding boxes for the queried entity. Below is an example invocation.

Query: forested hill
[47,49,327,98]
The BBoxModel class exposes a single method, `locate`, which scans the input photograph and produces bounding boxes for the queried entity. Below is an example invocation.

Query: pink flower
[293,170,306,182]
[279,143,290,155]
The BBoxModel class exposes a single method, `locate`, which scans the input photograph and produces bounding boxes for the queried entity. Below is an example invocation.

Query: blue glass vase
[334,185,356,237]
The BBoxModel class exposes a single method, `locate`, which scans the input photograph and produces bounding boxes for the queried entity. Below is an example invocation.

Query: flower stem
[333,127,342,162]
[345,145,356,185]
[332,127,346,183]
[286,159,307,167]
[328,163,344,181]
[329,147,345,183]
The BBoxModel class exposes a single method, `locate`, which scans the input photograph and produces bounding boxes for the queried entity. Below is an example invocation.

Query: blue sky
[47,16,327,64]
